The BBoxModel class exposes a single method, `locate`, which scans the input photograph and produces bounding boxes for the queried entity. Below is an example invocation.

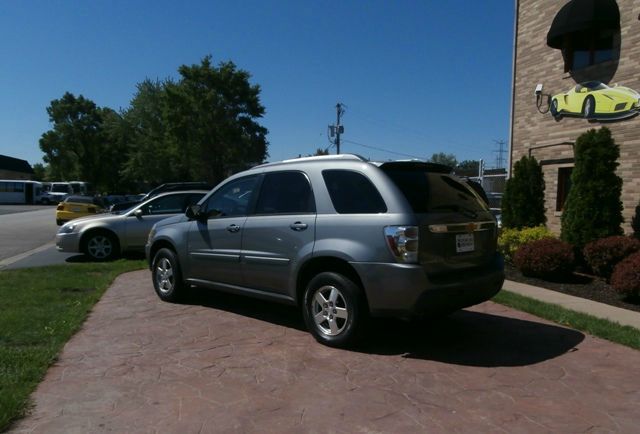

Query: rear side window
[254,171,315,214]
[322,170,387,214]
[382,169,488,214]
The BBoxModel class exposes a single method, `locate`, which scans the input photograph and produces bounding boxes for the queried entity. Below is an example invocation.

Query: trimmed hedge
[610,252,640,297]
[583,236,640,280]
[561,127,623,248]
[513,238,575,280]
[498,225,553,261]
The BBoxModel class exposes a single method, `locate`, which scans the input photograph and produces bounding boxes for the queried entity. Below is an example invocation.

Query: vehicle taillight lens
[384,226,419,263]
[56,204,64,211]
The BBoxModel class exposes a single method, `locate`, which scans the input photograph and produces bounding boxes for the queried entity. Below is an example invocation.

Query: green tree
[457,159,479,171]
[561,127,623,247]
[121,79,176,186]
[39,92,121,191]
[163,56,268,184]
[32,163,47,181]
[429,152,458,168]
[314,148,330,156]
[502,156,546,229]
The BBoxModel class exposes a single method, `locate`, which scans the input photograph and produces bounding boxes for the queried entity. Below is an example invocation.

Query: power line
[342,139,423,159]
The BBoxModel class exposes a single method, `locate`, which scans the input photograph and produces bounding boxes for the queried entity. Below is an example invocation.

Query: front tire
[583,96,595,118]
[550,98,559,118]
[83,231,118,261]
[302,272,367,348]
[152,248,186,302]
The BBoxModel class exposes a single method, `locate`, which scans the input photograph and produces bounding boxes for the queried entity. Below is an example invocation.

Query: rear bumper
[351,254,504,318]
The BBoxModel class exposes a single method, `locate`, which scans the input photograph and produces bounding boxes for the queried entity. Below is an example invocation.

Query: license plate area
[455,233,475,253]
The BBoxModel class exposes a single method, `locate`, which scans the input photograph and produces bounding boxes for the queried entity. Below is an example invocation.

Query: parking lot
[11,270,640,433]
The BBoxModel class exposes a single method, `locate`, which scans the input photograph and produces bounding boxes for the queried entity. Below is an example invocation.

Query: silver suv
[146,154,504,347]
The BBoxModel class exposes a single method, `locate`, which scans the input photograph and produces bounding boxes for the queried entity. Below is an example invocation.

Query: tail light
[384,226,419,263]
[56,204,64,211]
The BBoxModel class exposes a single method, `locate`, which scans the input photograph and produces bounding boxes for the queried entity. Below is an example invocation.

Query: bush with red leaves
[610,252,640,297]
[514,238,575,280]
[583,236,640,279]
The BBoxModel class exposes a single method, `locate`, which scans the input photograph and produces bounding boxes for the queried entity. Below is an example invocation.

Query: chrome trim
[243,255,290,265]
[428,221,495,234]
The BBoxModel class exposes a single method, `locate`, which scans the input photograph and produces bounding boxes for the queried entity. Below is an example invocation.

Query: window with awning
[546,0,620,72]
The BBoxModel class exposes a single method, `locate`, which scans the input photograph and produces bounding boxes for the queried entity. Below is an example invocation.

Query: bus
[0,180,43,204]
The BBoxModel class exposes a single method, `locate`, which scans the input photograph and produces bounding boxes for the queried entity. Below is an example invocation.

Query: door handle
[226,224,241,233]
[290,222,308,231]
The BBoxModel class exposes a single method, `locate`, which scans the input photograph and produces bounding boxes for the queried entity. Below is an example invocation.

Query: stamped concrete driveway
[11,270,640,433]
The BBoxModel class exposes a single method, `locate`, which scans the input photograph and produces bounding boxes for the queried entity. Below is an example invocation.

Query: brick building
[0,154,34,180]
[510,0,640,233]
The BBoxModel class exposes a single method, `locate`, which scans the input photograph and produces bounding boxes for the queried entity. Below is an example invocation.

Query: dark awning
[547,0,620,49]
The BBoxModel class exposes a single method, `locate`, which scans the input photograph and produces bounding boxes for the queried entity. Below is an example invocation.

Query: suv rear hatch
[380,162,497,276]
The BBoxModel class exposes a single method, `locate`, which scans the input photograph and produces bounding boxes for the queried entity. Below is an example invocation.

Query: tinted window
[382,169,488,214]
[254,172,315,215]
[322,170,387,214]
[142,194,189,215]
[202,176,257,218]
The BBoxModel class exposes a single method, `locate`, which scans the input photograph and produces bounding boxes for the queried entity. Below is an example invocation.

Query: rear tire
[302,272,367,348]
[152,248,186,302]
[56,219,63,226]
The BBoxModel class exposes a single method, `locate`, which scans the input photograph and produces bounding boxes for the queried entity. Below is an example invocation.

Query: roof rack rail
[255,153,368,168]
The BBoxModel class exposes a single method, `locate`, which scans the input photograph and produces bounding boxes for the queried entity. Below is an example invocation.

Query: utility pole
[329,103,345,154]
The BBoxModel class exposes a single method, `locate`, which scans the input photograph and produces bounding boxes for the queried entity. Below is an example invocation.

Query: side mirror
[133,209,143,218]
[186,204,205,221]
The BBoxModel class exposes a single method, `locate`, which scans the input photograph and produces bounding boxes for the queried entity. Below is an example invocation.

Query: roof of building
[0,154,34,174]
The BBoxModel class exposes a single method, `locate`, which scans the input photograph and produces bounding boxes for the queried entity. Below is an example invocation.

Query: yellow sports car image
[56,195,105,226]
[550,81,640,121]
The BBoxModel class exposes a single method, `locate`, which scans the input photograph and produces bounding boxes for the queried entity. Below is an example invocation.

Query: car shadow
[359,311,585,367]
[180,287,585,368]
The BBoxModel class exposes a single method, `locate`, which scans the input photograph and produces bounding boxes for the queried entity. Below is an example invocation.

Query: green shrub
[610,252,640,298]
[561,127,623,248]
[502,156,546,229]
[583,236,640,280]
[513,238,575,280]
[498,225,553,261]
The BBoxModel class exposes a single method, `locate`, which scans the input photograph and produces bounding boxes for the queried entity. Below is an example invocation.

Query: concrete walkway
[504,279,640,330]
[9,270,640,433]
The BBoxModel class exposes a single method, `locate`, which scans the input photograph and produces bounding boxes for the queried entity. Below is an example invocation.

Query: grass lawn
[0,260,145,431]
[494,290,640,350]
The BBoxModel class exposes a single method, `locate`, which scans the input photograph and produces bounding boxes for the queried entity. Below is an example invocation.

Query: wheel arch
[80,227,121,253]
[295,256,367,307]
[149,239,178,266]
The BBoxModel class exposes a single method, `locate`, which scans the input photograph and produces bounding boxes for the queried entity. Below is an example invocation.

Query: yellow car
[550,81,640,120]
[56,195,105,226]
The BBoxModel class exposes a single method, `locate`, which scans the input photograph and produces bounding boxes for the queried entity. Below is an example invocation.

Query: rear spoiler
[377,161,452,174]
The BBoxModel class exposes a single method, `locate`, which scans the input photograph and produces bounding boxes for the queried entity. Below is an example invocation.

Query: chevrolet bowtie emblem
[466,222,477,233]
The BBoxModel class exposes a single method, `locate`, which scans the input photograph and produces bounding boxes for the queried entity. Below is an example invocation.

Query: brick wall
[511,0,640,234]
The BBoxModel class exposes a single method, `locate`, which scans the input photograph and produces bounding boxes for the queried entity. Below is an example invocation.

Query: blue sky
[0,0,514,168]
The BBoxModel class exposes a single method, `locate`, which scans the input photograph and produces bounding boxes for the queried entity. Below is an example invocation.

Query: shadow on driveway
[180,286,584,368]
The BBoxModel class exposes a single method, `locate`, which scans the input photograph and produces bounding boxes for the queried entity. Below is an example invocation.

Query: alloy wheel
[311,285,349,336]
[87,235,113,259]
[155,258,174,294]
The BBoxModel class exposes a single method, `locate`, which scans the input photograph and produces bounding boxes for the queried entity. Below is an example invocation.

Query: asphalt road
[0,205,59,262]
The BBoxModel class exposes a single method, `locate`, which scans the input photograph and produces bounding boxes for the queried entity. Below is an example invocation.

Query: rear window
[382,168,488,214]
[322,170,387,214]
